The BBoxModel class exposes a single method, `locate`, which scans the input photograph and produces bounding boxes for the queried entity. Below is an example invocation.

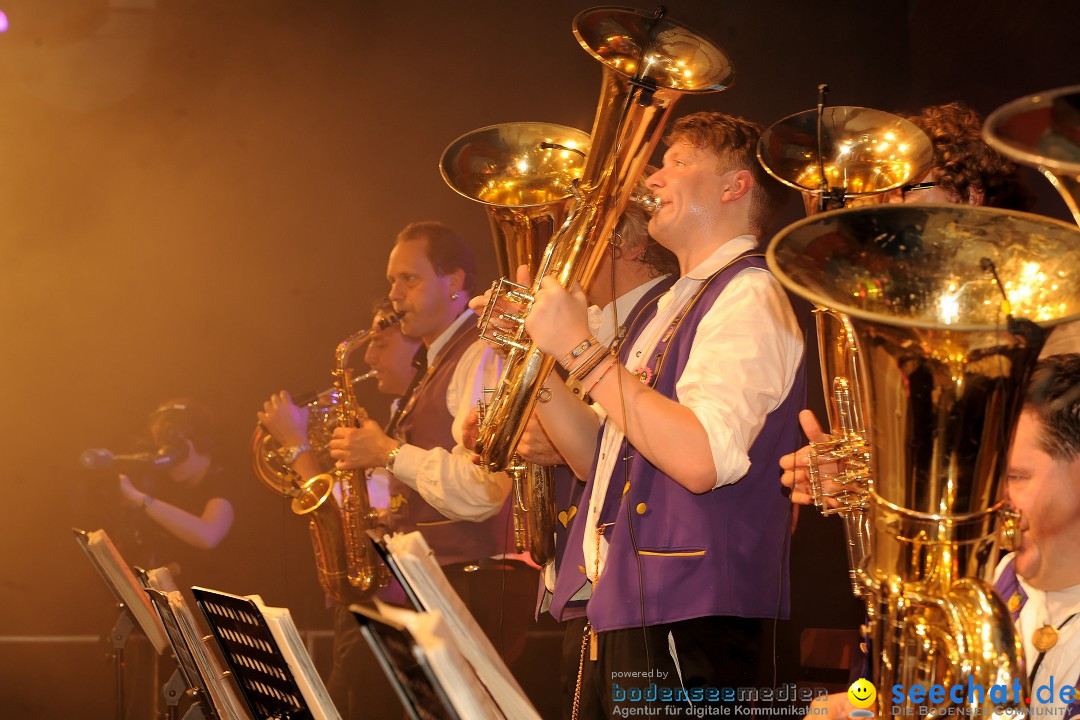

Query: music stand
[192,587,335,720]
[367,530,425,611]
[147,589,220,720]
[73,527,170,720]
[350,604,460,720]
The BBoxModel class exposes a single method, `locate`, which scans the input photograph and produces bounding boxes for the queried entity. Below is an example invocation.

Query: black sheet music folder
[350,604,459,720]
[366,530,425,612]
[191,587,311,720]
[146,589,221,719]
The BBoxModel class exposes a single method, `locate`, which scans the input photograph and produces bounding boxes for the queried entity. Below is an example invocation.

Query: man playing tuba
[519,111,803,717]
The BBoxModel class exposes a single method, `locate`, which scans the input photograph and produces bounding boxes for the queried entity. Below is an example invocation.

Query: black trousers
[561,614,764,720]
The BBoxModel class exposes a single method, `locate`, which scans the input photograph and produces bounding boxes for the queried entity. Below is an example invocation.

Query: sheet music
[375,602,503,720]
[384,532,542,720]
[248,595,342,720]
[156,589,251,720]
[76,528,169,654]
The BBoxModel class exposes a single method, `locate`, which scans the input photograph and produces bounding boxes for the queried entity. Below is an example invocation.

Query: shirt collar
[656,235,757,313]
[426,309,474,366]
[683,234,759,282]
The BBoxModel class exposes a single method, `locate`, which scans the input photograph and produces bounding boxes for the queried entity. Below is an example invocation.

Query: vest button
[635,502,647,515]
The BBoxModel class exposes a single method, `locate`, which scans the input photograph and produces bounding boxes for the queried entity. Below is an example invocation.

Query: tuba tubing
[475,6,734,471]
[769,203,1080,716]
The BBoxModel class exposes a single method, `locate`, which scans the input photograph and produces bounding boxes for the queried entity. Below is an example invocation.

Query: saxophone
[251,315,396,604]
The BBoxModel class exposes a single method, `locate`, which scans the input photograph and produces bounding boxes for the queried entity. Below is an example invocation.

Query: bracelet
[559,336,598,369]
[565,343,605,377]
[385,442,405,474]
[142,495,155,511]
[570,344,613,382]
[583,356,619,398]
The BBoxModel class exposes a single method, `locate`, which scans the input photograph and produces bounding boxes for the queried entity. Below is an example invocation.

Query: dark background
[0,0,1076,716]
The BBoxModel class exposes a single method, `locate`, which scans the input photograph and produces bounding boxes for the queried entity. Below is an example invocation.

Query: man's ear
[967,185,986,206]
[446,268,466,295]
[722,169,754,202]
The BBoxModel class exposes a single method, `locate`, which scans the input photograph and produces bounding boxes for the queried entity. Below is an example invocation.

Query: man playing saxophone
[328,221,535,660]
[515,111,804,717]
[259,297,419,720]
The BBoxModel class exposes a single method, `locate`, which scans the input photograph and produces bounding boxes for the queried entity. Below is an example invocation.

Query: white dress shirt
[995,554,1080,717]
[541,274,669,596]
[582,235,805,583]
[389,310,511,521]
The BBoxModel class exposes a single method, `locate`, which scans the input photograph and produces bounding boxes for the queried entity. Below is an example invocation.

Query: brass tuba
[984,84,1080,225]
[251,315,397,604]
[769,203,1080,716]
[758,105,932,596]
[474,6,733,472]
[440,122,591,565]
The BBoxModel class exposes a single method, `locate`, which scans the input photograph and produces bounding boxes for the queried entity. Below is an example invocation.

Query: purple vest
[550,253,805,632]
[534,465,588,620]
[389,319,513,565]
[994,557,1080,720]
[536,277,677,620]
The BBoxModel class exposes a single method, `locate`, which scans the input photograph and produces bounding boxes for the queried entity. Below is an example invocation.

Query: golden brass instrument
[251,370,377,497]
[758,105,934,214]
[474,6,733,472]
[441,122,591,564]
[769,203,1080,716]
[759,107,932,596]
[984,84,1080,225]
[251,316,397,604]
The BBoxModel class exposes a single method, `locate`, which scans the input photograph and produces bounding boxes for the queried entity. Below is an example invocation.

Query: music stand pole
[109,606,136,720]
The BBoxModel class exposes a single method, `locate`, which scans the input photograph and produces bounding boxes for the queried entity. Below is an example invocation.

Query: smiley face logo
[848,679,876,711]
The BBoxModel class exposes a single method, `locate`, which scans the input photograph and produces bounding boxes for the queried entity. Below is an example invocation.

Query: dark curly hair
[1024,353,1080,464]
[664,112,789,236]
[906,103,1032,211]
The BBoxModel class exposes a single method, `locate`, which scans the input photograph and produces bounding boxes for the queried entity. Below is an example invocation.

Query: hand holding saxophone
[523,276,590,358]
[257,390,310,448]
[329,420,399,471]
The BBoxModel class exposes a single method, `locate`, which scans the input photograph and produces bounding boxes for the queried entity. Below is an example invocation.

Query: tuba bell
[758,105,933,596]
[441,121,591,565]
[474,6,734,472]
[769,203,1080,716]
[984,84,1080,225]
[251,315,397,604]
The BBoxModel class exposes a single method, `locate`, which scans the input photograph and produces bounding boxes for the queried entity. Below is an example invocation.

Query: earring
[450,292,460,301]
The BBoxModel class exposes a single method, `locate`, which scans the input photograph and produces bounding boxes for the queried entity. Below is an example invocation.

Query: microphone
[81,442,190,470]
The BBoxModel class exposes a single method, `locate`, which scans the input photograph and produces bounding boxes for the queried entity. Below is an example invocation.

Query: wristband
[559,336,598,369]
[570,344,613,382]
[142,495,155,511]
